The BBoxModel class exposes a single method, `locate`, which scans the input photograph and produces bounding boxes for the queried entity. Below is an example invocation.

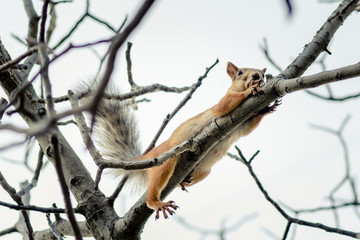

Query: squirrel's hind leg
[146,156,179,219]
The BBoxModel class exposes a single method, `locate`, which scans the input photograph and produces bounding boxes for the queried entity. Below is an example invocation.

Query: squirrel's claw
[179,183,188,192]
[250,80,264,95]
[257,99,282,115]
[269,99,282,112]
[179,174,194,191]
[155,201,179,220]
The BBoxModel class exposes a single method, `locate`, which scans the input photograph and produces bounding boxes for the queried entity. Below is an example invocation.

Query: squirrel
[90,61,280,220]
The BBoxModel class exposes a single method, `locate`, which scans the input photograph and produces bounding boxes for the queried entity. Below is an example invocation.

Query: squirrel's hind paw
[155,201,179,220]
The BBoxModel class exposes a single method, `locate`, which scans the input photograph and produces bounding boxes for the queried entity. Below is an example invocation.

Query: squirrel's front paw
[155,201,179,220]
[249,80,264,95]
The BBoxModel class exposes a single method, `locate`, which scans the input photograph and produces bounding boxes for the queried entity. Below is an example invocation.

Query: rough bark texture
[0,0,359,239]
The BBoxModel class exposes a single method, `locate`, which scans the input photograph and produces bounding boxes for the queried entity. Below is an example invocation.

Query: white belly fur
[196,124,245,172]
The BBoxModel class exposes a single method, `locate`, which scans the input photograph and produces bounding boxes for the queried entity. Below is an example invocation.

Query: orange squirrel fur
[92,62,279,220]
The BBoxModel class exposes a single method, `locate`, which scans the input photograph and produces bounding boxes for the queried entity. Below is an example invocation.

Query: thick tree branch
[0,42,116,240]
[275,62,360,96]
[280,0,359,79]
[34,220,92,239]
[1,0,157,239]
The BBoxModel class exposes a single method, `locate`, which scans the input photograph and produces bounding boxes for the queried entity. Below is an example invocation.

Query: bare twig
[94,16,129,80]
[68,90,103,164]
[51,135,83,240]
[144,59,219,153]
[125,42,139,110]
[0,81,194,138]
[108,174,129,205]
[46,3,57,44]
[40,83,191,104]
[1,38,111,115]
[94,168,104,188]
[282,200,360,214]
[52,0,117,50]
[34,219,92,239]
[0,199,76,214]
[57,119,77,126]
[230,148,360,239]
[259,38,283,72]
[284,0,293,15]
[0,137,29,151]
[98,138,198,170]
[0,46,38,72]
[46,213,64,240]
[39,0,50,43]
[17,149,44,197]
[23,0,40,45]
[176,212,259,239]
[305,90,360,101]
[125,42,138,89]
[38,42,56,117]
[0,173,34,240]
[309,115,360,225]
[0,226,17,237]
[89,0,156,132]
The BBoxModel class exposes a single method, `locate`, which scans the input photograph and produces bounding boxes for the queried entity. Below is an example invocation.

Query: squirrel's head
[226,61,266,92]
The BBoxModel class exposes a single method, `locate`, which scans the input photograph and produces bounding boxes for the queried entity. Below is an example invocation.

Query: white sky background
[0,0,360,239]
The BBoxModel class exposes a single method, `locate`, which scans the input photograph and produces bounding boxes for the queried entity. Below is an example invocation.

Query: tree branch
[144,58,219,153]
[0,176,34,240]
[34,220,92,239]
[275,62,360,97]
[22,0,40,45]
[51,135,82,240]
[89,0,156,128]
[230,149,360,239]
[280,0,359,79]
[98,138,198,170]
[0,46,38,73]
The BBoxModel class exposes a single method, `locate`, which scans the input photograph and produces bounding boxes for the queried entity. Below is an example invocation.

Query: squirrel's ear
[262,68,267,73]
[227,62,239,80]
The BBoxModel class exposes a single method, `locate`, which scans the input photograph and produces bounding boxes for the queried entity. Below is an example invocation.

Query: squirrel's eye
[237,70,243,76]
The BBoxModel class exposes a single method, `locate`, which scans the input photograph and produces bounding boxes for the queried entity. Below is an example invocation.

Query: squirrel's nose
[252,73,260,80]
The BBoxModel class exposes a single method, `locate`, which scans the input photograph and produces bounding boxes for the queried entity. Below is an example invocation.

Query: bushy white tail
[78,83,147,191]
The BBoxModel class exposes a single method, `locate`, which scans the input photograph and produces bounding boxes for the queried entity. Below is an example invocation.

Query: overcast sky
[1,1,360,240]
